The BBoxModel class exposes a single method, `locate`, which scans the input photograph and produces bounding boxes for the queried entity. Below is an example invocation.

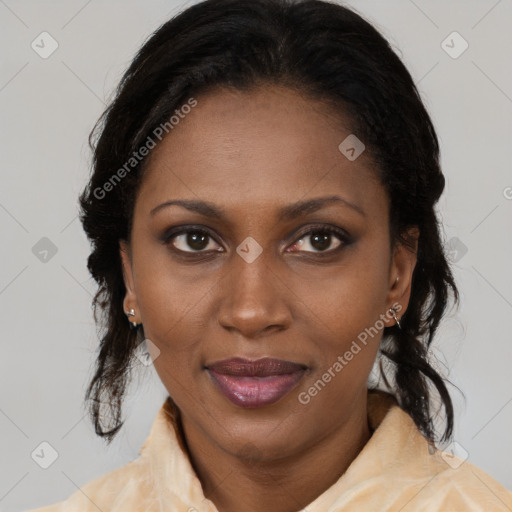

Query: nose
[217,249,292,339]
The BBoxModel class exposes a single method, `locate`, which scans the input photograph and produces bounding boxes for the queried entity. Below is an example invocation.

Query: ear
[119,239,140,323]
[384,226,419,327]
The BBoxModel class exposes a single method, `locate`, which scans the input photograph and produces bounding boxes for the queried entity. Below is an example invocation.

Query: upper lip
[206,357,307,377]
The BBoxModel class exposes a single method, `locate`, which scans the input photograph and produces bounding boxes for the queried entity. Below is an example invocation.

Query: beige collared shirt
[28,390,512,511]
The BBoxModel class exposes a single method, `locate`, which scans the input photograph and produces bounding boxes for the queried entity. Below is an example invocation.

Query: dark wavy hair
[79,0,459,445]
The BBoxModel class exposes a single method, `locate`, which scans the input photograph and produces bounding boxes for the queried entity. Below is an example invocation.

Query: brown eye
[288,226,348,254]
[167,229,222,253]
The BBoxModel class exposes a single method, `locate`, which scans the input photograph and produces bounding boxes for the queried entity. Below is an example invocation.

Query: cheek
[298,241,390,375]
[131,257,212,390]
[137,275,210,364]
[299,240,389,320]
[131,235,215,339]
[299,280,385,413]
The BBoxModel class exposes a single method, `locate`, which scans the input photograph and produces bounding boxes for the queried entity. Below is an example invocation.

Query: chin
[213,418,303,463]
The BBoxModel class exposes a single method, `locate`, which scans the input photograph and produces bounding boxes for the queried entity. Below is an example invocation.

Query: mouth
[205,357,308,409]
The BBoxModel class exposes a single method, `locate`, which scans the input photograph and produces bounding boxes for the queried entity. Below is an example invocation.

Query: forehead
[136,85,386,220]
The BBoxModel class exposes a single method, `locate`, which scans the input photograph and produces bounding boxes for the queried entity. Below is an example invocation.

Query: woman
[29,0,512,510]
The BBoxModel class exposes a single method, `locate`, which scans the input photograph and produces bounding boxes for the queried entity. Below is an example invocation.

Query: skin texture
[119,85,418,512]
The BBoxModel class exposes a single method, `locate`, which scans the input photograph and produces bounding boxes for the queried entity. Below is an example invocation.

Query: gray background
[1,0,511,510]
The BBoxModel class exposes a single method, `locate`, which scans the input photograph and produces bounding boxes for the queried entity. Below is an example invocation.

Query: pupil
[188,232,208,250]
[312,232,330,251]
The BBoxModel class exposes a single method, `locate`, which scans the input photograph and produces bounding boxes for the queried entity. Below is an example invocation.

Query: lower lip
[207,370,305,408]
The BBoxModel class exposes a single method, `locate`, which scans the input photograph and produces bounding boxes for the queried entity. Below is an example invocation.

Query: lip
[205,357,307,408]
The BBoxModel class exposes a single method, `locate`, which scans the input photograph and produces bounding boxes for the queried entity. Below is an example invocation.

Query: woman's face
[120,85,417,462]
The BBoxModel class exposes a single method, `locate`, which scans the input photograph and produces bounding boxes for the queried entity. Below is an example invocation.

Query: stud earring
[125,308,140,329]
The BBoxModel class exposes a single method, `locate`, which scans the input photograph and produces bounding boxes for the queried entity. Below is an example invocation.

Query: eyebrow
[150,195,366,220]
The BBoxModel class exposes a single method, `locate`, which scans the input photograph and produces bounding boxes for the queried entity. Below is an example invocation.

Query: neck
[178,395,371,512]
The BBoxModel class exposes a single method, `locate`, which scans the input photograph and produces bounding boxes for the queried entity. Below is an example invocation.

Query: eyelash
[161,224,351,258]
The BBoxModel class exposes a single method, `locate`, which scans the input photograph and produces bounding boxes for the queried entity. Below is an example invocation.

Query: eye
[165,228,223,253]
[287,225,349,254]
[162,224,350,256]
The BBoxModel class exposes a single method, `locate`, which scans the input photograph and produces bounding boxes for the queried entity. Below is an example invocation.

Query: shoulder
[25,397,186,512]
[387,425,512,510]
[358,392,512,511]
[24,456,152,512]
[410,449,512,511]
